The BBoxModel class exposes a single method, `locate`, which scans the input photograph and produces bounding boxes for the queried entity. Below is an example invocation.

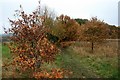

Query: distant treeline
[1,18,119,43]
[74,18,120,39]
[0,34,12,42]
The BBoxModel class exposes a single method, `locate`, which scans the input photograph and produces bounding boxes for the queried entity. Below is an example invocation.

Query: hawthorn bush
[5,6,67,78]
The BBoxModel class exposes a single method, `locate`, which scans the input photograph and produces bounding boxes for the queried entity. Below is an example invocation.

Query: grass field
[2,43,11,58]
[1,40,119,78]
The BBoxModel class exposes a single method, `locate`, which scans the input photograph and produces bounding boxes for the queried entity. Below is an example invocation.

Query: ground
[1,40,119,78]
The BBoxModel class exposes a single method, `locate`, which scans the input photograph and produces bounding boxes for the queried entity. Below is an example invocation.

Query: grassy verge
[55,41,118,78]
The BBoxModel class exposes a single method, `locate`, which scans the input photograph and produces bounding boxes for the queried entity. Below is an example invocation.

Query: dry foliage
[5,7,61,78]
[33,68,64,78]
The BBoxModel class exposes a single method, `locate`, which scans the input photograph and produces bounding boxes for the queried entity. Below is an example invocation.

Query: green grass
[2,43,11,59]
[78,56,118,78]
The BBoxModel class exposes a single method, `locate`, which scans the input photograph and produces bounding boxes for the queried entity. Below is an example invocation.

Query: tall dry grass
[72,40,118,57]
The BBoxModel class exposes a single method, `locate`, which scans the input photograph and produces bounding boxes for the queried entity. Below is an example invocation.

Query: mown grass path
[55,48,100,78]
[55,41,118,78]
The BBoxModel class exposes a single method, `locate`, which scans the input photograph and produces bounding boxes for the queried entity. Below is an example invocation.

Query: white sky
[0,0,119,34]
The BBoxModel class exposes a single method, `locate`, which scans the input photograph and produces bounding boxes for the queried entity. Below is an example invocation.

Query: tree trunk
[91,42,94,53]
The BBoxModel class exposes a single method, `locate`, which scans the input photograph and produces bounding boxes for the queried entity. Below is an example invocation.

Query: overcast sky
[0,0,119,34]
